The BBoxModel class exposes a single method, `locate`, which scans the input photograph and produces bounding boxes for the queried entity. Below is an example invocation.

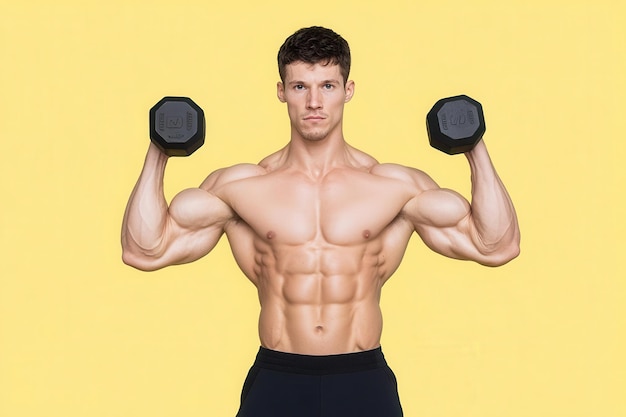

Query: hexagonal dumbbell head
[149,96,205,157]
[426,95,486,155]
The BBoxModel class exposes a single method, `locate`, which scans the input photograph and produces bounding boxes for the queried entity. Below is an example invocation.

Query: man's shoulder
[200,163,267,190]
[369,163,438,190]
[369,162,427,180]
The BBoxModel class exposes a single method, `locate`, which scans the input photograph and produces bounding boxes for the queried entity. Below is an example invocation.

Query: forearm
[121,143,171,256]
[465,140,520,256]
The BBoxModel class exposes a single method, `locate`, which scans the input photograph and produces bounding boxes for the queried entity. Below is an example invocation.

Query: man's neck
[284,132,352,179]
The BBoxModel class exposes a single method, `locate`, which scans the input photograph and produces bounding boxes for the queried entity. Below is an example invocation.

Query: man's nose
[306,89,322,109]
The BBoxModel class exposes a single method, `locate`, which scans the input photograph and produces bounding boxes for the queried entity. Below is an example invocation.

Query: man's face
[277,62,355,142]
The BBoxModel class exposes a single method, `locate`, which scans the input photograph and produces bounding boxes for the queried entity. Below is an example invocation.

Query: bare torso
[123,140,518,355]
[206,146,425,355]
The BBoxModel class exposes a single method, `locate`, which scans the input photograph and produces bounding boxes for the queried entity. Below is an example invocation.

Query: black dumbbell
[149,96,205,156]
[426,95,485,155]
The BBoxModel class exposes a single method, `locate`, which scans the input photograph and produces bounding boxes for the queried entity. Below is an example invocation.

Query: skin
[121,62,520,355]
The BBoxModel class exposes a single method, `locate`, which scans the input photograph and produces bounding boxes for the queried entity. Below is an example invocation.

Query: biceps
[163,188,232,262]
[169,188,232,229]
[408,188,474,258]
[410,188,470,229]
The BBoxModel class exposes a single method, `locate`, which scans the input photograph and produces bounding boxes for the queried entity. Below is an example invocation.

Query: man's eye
[324,84,333,89]
[294,85,305,90]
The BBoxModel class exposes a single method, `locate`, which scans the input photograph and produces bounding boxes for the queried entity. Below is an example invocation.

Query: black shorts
[235,346,403,417]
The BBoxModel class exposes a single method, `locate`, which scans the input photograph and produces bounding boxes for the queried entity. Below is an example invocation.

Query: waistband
[253,346,388,375]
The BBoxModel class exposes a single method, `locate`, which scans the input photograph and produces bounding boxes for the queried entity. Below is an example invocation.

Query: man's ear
[277,82,286,103]
[344,80,355,103]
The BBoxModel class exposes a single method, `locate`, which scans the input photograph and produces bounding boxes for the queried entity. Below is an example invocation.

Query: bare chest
[223,171,412,245]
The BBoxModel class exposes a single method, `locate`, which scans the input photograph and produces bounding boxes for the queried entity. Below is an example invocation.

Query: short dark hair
[277,26,351,85]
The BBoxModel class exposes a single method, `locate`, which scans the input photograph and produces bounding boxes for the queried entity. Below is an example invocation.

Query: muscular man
[121,26,520,417]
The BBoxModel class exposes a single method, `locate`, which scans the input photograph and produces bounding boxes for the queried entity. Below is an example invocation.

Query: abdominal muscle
[253,242,386,355]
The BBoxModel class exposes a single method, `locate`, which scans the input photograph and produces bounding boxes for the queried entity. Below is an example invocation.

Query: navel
[315,325,324,333]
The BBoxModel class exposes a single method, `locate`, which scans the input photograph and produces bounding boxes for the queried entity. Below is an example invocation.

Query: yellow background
[1,0,624,416]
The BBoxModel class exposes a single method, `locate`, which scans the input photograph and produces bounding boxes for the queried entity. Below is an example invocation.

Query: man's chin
[299,129,329,142]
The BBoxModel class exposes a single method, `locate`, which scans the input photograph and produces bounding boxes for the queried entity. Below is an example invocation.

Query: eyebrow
[287,79,341,86]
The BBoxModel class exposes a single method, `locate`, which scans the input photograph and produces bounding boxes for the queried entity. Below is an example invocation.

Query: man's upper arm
[404,187,476,259]
[382,164,481,262]
[123,187,232,271]
[169,163,267,253]
[124,164,264,271]
[407,188,517,266]
[377,163,516,266]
